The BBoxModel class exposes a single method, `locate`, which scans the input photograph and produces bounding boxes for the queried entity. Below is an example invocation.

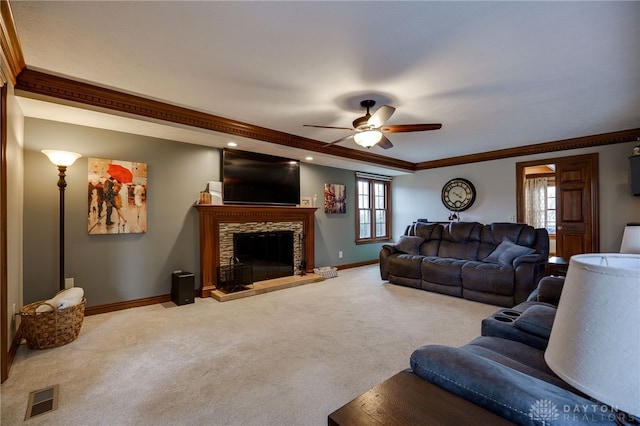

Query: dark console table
[545,256,569,276]
[328,370,514,425]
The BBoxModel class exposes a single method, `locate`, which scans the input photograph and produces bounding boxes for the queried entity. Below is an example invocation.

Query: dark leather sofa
[380,221,549,307]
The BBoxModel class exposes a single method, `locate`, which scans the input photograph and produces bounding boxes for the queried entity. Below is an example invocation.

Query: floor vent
[25,384,59,420]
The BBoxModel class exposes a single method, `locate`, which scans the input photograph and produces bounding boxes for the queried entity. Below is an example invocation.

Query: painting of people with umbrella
[88,158,147,234]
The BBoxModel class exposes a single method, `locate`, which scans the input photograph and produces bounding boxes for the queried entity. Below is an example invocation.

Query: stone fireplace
[195,205,317,297]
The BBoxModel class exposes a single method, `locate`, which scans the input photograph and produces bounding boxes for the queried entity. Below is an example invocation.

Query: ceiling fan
[304,100,442,149]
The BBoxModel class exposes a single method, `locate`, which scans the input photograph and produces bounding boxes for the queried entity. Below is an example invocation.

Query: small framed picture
[300,196,313,207]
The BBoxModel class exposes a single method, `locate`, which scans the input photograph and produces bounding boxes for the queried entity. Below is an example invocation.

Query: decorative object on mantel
[324,183,346,213]
[545,253,640,420]
[206,181,223,205]
[300,196,312,207]
[88,157,147,235]
[42,150,82,291]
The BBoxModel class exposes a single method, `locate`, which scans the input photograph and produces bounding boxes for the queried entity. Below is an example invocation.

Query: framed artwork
[300,196,312,207]
[324,183,346,214]
[88,158,148,234]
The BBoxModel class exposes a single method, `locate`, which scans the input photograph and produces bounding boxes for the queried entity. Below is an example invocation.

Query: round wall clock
[441,178,476,212]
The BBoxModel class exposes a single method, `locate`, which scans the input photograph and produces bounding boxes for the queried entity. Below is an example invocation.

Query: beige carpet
[1,265,498,425]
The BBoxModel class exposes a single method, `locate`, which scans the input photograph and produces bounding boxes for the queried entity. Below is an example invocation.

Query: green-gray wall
[23,118,385,306]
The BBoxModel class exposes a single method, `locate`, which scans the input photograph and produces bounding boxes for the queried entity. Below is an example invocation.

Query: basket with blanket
[19,287,86,350]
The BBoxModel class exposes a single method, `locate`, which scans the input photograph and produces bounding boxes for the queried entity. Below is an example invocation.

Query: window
[546,184,556,235]
[524,174,556,235]
[356,173,391,243]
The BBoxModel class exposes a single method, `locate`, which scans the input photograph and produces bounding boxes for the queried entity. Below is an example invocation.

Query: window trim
[355,173,391,244]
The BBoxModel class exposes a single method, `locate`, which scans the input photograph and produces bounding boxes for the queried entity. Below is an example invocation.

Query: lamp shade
[353,130,382,148]
[620,223,640,253]
[545,254,640,417]
[42,150,82,167]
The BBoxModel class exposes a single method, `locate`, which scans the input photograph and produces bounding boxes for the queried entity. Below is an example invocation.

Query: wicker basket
[19,298,86,350]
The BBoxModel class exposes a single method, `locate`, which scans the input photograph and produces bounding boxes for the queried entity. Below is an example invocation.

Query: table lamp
[620,223,640,254]
[545,253,640,419]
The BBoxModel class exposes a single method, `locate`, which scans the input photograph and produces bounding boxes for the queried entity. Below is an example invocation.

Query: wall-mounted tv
[222,149,300,206]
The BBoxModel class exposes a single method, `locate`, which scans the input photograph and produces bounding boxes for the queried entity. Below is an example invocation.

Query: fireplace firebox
[233,231,294,282]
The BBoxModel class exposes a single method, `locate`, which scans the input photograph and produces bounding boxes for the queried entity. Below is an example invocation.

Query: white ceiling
[10,1,640,175]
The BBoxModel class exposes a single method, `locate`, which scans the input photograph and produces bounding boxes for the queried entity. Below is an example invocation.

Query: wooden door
[554,154,599,258]
[516,153,599,259]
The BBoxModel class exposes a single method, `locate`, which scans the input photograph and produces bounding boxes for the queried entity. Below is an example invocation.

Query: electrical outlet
[338,251,343,259]
[64,278,74,289]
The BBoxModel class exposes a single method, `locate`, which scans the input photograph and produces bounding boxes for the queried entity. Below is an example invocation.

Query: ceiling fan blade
[367,105,396,128]
[323,134,354,147]
[381,123,442,133]
[377,135,394,149]
[303,124,354,130]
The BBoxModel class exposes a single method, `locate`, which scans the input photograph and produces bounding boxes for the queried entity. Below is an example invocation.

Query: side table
[545,256,568,276]
[328,370,514,425]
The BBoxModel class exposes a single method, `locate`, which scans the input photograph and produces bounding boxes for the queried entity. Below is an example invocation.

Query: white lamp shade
[42,150,82,167]
[353,130,382,148]
[620,223,640,253]
[545,254,640,417]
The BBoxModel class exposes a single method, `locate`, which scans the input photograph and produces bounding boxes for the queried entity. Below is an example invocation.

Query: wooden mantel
[195,204,317,297]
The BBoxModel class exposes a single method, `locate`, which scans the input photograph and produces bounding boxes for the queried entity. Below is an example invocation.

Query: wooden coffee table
[328,370,515,426]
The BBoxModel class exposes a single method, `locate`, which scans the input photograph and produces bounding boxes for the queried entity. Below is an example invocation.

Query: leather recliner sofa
[409,276,623,425]
[380,221,549,307]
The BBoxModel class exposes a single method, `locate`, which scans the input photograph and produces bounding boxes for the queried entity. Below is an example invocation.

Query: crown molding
[14,68,415,171]
[0,1,25,85]
[415,128,640,170]
[14,68,639,172]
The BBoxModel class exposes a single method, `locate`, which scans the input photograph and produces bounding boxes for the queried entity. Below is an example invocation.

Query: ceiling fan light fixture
[354,130,382,148]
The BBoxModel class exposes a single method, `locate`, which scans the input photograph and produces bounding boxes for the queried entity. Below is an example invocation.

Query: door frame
[516,153,599,257]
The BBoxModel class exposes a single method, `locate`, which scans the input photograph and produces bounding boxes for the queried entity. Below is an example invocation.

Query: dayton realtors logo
[528,398,632,424]
[529,399,560,424]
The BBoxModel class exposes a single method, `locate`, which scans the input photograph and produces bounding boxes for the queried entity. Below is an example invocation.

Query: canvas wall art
[88,158,147,234]
[324,183,346,214]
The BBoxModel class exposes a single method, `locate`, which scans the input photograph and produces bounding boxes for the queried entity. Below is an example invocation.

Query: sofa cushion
[513,305,556,339]
[394,235,425,255]
[438,222,482,260]
[421,257,467,287]
[483,239,535,266]
[461,262,514,296]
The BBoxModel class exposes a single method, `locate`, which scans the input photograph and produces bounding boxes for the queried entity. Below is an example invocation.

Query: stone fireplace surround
[195,204,317,297]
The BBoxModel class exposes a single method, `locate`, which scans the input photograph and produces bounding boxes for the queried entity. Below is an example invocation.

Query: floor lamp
[42,150,82,291]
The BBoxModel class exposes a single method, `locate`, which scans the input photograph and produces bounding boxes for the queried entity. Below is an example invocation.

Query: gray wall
[301,163,386,267]
[392,142,640,252]
[23,118,384,306]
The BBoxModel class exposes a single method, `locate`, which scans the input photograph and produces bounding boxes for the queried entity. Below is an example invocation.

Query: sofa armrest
[512,253,545,268]
[381,244,399,255]
[534,276,564,305]
[379,245,397,280]
[410,345,615,425]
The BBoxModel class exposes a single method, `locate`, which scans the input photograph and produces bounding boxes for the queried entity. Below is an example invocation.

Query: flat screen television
[222,149,300,206]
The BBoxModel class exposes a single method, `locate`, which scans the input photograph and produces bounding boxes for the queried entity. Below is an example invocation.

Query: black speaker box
[172,272,195,306]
